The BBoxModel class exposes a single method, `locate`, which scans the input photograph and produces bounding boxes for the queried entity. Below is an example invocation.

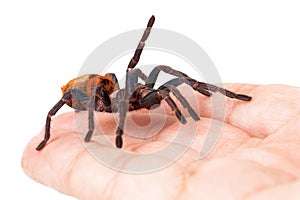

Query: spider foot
[116,135,123,148]
[35,140,47,151]
[116,127,123,148]
[235,94,252,101]
[187,108,200,121]
[175,110,187,124]
[84,130,93,142]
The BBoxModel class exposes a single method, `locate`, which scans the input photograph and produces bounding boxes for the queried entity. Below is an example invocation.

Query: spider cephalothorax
[36,15,251,151]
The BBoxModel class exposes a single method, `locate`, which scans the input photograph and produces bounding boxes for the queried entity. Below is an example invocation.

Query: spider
[36,15,252,151]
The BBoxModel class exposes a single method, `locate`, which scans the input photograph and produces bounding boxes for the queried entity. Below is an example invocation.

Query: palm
[22,84,300,199]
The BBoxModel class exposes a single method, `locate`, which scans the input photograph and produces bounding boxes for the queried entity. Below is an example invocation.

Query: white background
[0,0,299,199]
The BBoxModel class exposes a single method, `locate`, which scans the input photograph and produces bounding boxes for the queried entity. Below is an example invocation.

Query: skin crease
[22,84,300,200]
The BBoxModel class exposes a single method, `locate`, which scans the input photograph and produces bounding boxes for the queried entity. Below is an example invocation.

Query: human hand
[22,84,300,199]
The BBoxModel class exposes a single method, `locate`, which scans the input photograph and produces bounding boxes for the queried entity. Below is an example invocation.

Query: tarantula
[36,15,251,151]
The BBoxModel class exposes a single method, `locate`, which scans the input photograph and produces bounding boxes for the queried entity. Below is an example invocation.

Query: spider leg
[133,68,148,83]
[145,66,211,97]
[84,110,95,142]
[115,16,155,148]
[146,65,252,101]
[113,74,142,147]
[116,100,127,148]
[109,87,126,147]
[35,91,72,151]
[127,15,155,70]
[140,89,187,124]
[159,81,200,121]
[141,77,200,121]
[85,85,113,142]
[197,82,252,101]
[164,96,187,124]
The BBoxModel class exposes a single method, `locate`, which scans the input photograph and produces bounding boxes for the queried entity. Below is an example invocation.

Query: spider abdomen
[60,74,115,110]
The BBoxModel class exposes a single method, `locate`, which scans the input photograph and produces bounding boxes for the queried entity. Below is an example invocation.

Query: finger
[191,84,300,138]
